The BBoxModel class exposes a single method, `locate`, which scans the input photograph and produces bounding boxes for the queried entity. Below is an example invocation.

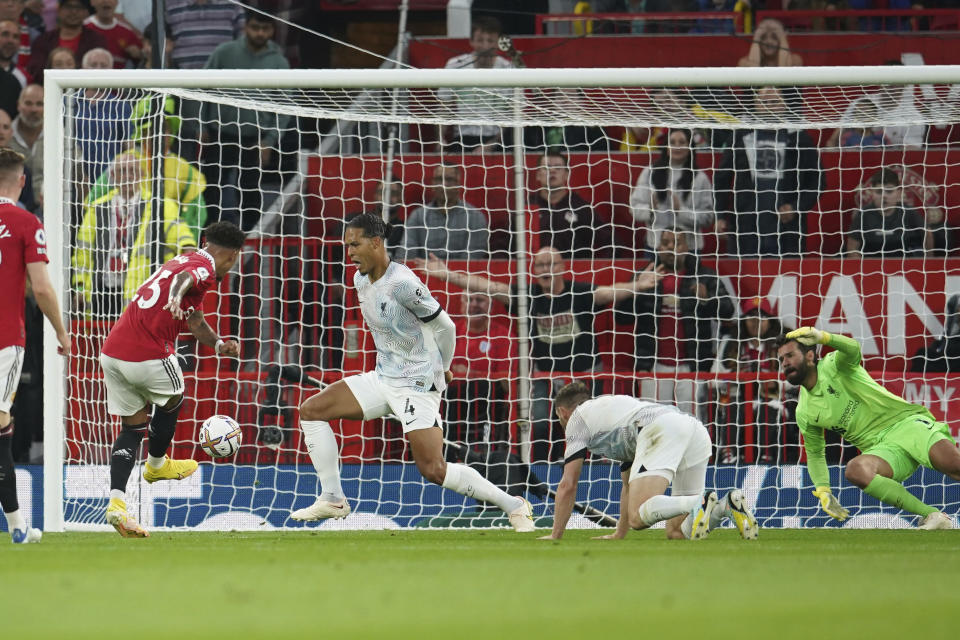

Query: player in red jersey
[101,220,244,538]
[0,148,70,543]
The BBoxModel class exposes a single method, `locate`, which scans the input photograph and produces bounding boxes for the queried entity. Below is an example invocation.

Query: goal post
[43,66,960,532]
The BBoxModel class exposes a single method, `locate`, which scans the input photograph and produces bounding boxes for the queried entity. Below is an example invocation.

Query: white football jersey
[354,261,445,392]
[563,395,681,464]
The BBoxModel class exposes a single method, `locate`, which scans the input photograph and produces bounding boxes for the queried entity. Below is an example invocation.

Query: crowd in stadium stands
[3,1,959,465]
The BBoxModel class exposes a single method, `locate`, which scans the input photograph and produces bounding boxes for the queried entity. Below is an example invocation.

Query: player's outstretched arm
[539,457,584,541]
[186,309,239,357]
[593,469,631,540]
[26,262,71,355]
[786,327,861,369]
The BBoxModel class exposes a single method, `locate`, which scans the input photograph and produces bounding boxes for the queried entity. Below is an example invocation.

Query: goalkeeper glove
[812,487,849,521]
[786,327,832,347]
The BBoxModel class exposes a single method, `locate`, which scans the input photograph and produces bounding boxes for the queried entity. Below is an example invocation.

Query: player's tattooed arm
[186,309,240,357]
[163,272,195,320]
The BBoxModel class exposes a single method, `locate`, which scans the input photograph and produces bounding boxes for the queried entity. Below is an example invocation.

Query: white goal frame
[42,65,960,531]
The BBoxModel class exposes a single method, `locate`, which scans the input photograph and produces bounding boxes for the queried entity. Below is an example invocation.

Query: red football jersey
[102,249,217,362]
[0,199,48,349]
[83,16,144,68]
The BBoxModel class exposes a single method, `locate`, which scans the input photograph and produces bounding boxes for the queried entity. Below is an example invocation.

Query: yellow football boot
[142,456,198,484]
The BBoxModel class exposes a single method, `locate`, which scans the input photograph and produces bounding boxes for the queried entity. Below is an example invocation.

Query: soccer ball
[199,415,243,458]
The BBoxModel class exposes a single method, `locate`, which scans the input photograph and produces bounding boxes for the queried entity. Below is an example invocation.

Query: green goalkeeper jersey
[795,333,934,488]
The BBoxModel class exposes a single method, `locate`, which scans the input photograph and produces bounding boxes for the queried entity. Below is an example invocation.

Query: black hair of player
[345,212,392,241]
[774,333,819,364]
[203,221,246,250]
[554,381,592,410]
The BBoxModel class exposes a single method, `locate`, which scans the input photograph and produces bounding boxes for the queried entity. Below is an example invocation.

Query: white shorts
[343,371,442,433]
[628,412,713,496]
[0,345,25,413]
[100,353,185,417]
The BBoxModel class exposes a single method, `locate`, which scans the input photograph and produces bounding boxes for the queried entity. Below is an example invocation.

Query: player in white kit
[540,382,758,540]
[290,214,534,531]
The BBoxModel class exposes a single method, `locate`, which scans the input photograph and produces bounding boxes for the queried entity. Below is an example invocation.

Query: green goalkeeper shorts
[862,414,956,482]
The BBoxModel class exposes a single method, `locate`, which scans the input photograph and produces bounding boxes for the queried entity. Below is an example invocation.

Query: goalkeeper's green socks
[864,475,937,517]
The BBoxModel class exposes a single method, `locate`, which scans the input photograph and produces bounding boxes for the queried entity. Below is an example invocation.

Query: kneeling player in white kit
[100,222,245,537]
[291,214,534,531]
[540,382,758,540]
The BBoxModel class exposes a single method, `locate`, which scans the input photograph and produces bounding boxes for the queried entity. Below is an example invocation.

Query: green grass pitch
[2,529,956,639]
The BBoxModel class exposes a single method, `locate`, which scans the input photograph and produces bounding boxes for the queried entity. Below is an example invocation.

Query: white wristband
[214,339,225,354]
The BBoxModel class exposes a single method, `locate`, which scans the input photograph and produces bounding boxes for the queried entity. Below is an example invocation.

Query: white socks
[441,463,522,513]
[146,455,165,469]
[637,494,702,528]
[4,508,25,532]
[301,420,345,502]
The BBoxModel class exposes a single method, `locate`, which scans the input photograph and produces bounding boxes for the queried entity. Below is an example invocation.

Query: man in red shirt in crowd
[84,0,141,68]
[26,0,107,80]
[100,220,244,538]
[447,292,515,444]
[0,148,70,543]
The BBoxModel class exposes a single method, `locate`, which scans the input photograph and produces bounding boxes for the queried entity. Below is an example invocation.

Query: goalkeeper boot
[290,498,351,522]
[507,497,535,533]
[918,511,952,530]
[142,456,198,484]
[726,489,759,540]
[105,498,149,538]
[687,490,718,540]
[10,526,42,544]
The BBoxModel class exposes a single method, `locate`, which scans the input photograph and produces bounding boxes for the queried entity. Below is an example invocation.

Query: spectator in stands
[912,293,960,373]
[0,111,35,211]
[74,47,131,185]
[692,0,746,35]
[846,168,930,258]
[46,45,76,69]
[630,128,715,255]
[439,16,512,153]
[72,151,195,317]
[738,18,802,68]
[445,291,516,447]
[138,20,172,69]
[85,95,207,242]
[416,245,662,460]
[26,0,108,81]
[827,67,925,148]
[837,98,886,148]
[615,229,735,414]
[201,10,289,230]
[714,86,823,256]
[619,88,738,152]
[0,19,25,117]
[84,0,142,68]
[166,0,243,69]
[397,164,488,261]
[712,297,791,464]
[530,150,612,259]
[0,0,33,68]
[8,83,41,206]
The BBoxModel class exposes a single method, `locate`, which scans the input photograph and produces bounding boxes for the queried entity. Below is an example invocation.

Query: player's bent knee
[844,461,873,488]
[416,460,446,485]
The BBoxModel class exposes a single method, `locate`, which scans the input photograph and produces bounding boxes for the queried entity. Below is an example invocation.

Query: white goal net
[43,66,960,531]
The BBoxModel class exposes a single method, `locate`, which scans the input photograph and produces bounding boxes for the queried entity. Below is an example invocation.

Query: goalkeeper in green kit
[776,327,960,529]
